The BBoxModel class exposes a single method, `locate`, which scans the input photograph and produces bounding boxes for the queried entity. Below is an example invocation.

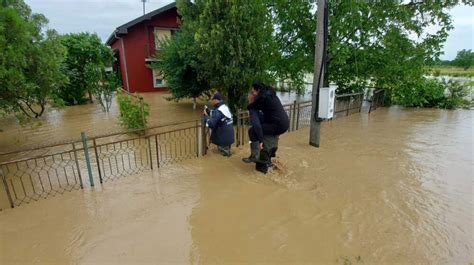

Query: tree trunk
[88,90,93,103]
[193,97,197,110]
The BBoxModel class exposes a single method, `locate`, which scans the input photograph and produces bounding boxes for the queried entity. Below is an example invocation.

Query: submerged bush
[391,78,445,108]
[117,90,150,130]
[390,78,471,109]
[439,80,470,109]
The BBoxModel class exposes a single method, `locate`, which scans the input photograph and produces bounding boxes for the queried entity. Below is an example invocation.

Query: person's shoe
[242,155,258,163]
[218,146,232,157]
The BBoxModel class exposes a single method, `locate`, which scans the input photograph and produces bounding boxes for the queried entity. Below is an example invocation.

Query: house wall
[111,39,128,91]
[112,7,179,93]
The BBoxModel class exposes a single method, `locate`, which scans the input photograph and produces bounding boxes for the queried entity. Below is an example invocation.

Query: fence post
[155,134,160,168]
[1,169,14,208]
[72,142,84,188]
[139,97,146,129]
[346,97,350,116]
[292,100,297,131]
[92,139,102,184]
[81,132,94,187]
[201,119,207,155]
[296,102,301,130]
[241,111,246,146]
[236,110,240,147]
[147,136,153,169]
[195,120,200,157]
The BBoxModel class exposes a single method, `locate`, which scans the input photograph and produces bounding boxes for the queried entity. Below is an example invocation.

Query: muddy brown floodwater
[0,107,473,264]
[0,92,308,153]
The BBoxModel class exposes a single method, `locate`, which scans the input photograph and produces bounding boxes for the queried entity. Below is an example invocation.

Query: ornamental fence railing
[0,90,383,209]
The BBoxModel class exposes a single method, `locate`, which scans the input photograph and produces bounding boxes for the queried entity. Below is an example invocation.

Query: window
[154,28,171,50]
[152,69,166,88]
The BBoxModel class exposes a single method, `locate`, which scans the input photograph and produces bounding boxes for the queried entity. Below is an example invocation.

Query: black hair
[252,80,268,92]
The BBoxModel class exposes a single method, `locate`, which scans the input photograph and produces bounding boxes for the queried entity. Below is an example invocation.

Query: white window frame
[152,69,166,88]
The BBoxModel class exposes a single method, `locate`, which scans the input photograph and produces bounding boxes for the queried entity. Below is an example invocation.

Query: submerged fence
[0,120,207,208]
[0,90,383,209]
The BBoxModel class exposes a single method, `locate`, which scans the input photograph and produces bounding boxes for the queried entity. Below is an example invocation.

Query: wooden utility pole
[309,0,327,147]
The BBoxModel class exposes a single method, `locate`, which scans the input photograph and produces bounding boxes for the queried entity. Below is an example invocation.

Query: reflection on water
[0,104,472,264]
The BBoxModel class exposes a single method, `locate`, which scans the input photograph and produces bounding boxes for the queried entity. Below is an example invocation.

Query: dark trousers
[248,123,286,142]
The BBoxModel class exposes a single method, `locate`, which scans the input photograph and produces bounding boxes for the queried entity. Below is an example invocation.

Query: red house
[106,2,179,93]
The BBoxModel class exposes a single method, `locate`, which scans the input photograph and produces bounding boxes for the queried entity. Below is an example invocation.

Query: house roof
[106,2,176,46]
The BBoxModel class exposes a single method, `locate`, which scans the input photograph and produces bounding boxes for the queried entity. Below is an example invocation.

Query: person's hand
[259,142,264,150]
[203,109,208,116]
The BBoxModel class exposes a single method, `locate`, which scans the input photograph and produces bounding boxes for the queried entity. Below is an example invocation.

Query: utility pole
[141,0,147,15]
[309,0,327,147]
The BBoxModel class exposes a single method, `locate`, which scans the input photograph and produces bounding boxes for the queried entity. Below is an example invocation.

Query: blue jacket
[204,101,235,146]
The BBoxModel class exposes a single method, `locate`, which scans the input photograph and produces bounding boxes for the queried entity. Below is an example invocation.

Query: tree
[452,49,473,70]
[184,0,274,110]
[85,65,119,112]
[267,0,315,93]
[150,27,209,109]
[0,2,30,114]
[270,0,472,98]
[0,0,67,118]
[58,33,111,105]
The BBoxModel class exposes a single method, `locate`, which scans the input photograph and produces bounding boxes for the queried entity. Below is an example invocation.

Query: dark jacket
[247,88,289,136]
[205,101,235,146]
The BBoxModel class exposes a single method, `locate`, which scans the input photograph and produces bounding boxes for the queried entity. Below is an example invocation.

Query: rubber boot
[242,142,260,163]
[218,145,232,157]
[256,136,279,174]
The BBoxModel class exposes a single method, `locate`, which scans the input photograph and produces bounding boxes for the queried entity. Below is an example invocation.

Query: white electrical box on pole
[309,0,328,147]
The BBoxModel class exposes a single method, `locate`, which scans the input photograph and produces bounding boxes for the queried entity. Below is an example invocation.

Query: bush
[439,80,470,109]
[117,90,149,130]
[391,78,445,108]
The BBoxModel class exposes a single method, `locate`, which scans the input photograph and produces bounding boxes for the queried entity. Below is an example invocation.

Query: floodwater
[0,92,308,153]
[0,107,472,264]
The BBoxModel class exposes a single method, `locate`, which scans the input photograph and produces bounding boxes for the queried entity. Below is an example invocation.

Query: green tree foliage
[452,49,474,70]
[58,33,112,105]
[439,79,470,109]
[151,27,209,109]
[267,0,315,92]
[195,0,273,109]
[157,0,273,111]
[270,0,472,99]
[0,0,67,118]
[117,91,150,130]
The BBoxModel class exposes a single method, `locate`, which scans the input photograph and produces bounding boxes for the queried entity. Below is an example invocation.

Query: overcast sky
[25,0,473,60]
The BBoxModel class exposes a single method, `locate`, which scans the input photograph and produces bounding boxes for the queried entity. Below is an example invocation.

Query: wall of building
[111,38,128,91]
[117,7,179,93]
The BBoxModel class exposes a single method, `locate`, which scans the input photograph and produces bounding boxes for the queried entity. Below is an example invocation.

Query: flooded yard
[0,92,310,153]
[0,107,472,264]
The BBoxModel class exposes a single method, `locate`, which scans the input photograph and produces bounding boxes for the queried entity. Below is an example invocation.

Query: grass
[426,66,474,77]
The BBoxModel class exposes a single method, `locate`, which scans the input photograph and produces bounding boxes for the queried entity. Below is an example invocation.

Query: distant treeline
[434,49,473,70]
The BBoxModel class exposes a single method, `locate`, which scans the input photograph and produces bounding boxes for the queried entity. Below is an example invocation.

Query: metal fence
[236,92,365,146]
[0,90,383,209]
[369,89,385,113]
[0,120,206,209]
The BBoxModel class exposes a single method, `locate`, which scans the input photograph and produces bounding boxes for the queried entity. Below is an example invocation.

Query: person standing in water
[242,93,264,163]
[203,92,234,157]
[244,80,289,173]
